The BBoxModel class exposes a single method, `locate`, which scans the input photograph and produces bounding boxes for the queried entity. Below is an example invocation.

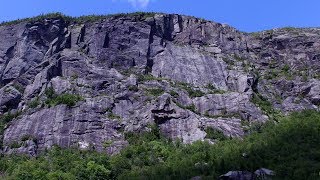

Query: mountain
[0,12,319,157]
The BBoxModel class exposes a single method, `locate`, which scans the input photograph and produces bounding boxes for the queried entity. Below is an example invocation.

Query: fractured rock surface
[0,13,319,155]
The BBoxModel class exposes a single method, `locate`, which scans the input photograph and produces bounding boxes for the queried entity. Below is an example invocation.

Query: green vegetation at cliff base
[1,110,320,179]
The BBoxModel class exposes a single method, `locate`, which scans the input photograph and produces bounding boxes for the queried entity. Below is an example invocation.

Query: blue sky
[0,0,319,32]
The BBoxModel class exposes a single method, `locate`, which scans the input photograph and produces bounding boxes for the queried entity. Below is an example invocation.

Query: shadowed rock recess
[0,12,319,155]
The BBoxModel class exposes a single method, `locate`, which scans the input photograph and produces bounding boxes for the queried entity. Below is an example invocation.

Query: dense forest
[1,110,319,179]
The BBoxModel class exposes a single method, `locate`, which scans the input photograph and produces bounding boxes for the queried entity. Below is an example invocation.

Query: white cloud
[112,0,151,8]
[128,0,150,8]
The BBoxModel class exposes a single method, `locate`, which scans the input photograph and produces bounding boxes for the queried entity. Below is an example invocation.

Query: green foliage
[251,93,274,114]
[108,113,121,120]
[0,146,111,179]
[45,87,55,99]
[176,82,205,98]
[282,64,290,72]
[12,83,25,93]
[264,64,295,80]
[233,54,245,61]
[169,90,179,98]
[46,94,83,107]
[0,111,22,148]
[124,125,163,145]
[205,84,226,94]
[20,134,37,142]
[103,140,114,148]
[205,127,228,141]
[1,111,320,180]
[28,98,40,108]
[0,112,21,138]
[0,12,157,26]
[45,88,83,107]
[145,88,165,97]
[205,83,216,90]
[209,89,226,94]
[265,69,278,80]
[8,141,22,149]
[137,74,166,82]
[128,85,139,92]
[174,101,200,114]
[185,104,198,113]
[0,111,21,124]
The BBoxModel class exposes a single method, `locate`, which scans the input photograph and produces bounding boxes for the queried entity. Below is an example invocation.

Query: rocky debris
[193,93,267,122]
[4,140,38,157]
[0,85,22,112]
[3,99,128,155]
[219,168,275,180]
[254,168,275,178]
[0,13,319,155]
[219,171,254,180]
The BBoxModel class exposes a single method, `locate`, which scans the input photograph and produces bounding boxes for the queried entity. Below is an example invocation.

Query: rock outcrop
[0,13,319,155]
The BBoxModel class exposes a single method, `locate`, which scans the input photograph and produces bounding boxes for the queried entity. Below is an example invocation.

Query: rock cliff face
[0,13,319,155]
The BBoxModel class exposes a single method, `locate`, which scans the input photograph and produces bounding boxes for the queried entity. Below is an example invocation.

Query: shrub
[108,113,121,120]
[0,111,21,124]
[176,82,205,98]
[282,64,290,72]
[204,83,227,94]
[103,140,113,148]
[169,90,179,98]
[209,89,226,94]
[45,87,55,99]
[28,98,40,108]
[0,111,21,148]
[137,74,166,82]
[12,83,25,93]
[251,93,273,114]
[8,141,21,149]
[21,134,37,142]
[128,85,139,92]
[205,127,228,141]
[185,104,197,113]
[46,93,83,107]
[0,12,157,26]
[205,83,216,90]
[145,88,165,97]
[45,88,83,107]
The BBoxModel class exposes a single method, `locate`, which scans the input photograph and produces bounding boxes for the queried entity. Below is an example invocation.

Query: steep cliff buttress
[0,13,319,155]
